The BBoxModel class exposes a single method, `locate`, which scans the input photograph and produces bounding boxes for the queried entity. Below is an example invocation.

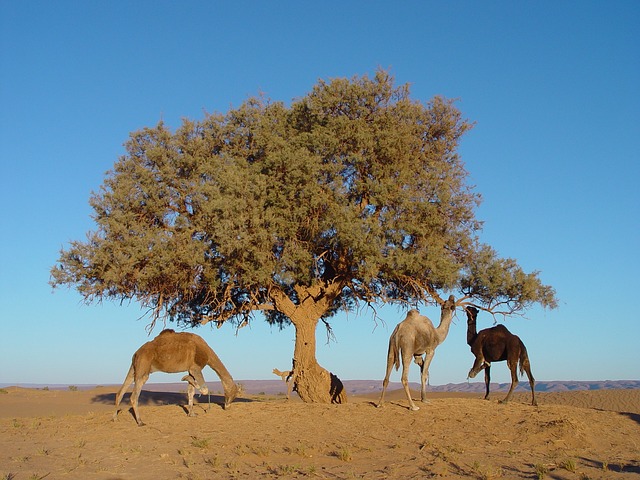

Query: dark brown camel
[466,306,537,406]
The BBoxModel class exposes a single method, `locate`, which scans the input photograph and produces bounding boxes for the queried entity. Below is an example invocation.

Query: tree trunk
[291,316,347,404]
[270,283,347,404]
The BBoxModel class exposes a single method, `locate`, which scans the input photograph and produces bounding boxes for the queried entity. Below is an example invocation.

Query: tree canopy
[51,70,556,402]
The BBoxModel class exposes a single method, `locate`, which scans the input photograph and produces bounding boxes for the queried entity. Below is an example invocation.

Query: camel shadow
[93,390,253,412]
[617,410,640,426]
[588,408,640,426]
[612,408,640,425]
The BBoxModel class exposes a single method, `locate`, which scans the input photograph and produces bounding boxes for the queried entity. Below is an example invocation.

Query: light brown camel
[377,295,457,411]
[272,367,295,400]
[113,329,239,426]
[466,306,537,406]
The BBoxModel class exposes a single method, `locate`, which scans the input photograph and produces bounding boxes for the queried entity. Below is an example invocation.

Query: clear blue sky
[1,1,638,387]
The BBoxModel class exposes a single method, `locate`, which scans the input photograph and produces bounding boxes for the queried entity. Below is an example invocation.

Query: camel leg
[285,371,296,400]
[468,354,487,379]
[186,382,196,416]
[500,360,518,404]
[484,365,491,400]
[113,365,135,421]
[188,367,209,395]
[376,351,396,408]
[181,374,199,416]
[286,382,293,400]
[420,351,435,403]
[519,342,537,406]
[524,366,537,406]
[401,352,419,411]
[130,373,149,426]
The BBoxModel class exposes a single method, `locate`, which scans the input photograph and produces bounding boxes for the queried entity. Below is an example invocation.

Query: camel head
[224,383,240,409]
[441,295,456,313]
[465,306,479,346]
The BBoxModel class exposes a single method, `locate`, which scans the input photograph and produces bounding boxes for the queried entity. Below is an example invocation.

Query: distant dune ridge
[3,379,639,394]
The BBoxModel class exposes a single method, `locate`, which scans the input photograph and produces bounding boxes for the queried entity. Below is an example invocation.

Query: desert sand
[1,386,638,479]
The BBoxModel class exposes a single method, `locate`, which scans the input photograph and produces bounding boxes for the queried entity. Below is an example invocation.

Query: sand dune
[1,386,638,478]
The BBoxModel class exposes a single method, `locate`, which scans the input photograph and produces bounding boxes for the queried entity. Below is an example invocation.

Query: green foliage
[461,244,557,314]
[51,69,555,326]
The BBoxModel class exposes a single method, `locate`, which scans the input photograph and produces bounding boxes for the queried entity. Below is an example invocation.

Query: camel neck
[207,357,235,389]
[467,322,477,346]
[435,311,454,344]
[466,309,478,346]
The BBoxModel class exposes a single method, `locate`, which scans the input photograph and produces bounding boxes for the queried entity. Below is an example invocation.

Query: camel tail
[518,340,532,379]
[389,326,401,371]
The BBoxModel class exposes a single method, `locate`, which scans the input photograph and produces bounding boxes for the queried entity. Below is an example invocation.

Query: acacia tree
[51,71,556,403]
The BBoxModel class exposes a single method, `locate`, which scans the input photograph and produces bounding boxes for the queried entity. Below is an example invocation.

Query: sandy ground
[1,386,638,479]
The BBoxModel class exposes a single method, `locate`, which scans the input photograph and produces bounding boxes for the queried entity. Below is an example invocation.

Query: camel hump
[404,309,422,320]
[491,324,511,334]
[159,329,176,335]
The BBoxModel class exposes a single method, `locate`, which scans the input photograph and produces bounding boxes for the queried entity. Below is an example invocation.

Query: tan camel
[113,329,239,426]
[272,367,295,400]
[466,306,537,406]
[377,295,457,411]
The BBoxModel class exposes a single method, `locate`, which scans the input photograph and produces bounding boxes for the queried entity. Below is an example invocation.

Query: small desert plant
[191,436,210,449]
[534,463,548,479]
[204,455,221,468]
[480,467,505,480]
[233,444,247,456]
[3,474,17,480]
[561,458,577,473]
[284,444,309,457]
[251,445,270,457]
[225,460,239,472]
[280,464,298,474]
[335,446,352,462]
[68,385,78,392]
[267,464,298,475]
[0,389,8,394]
